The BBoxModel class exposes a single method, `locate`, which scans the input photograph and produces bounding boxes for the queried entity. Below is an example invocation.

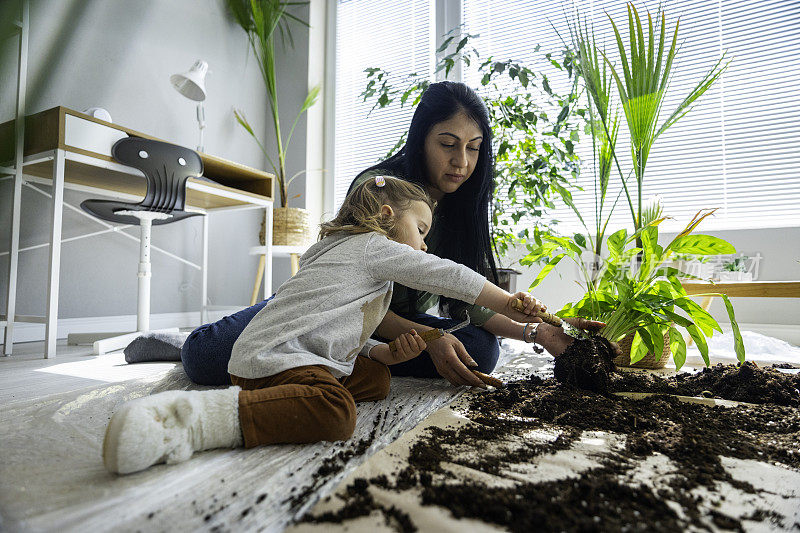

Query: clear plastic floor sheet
[2,331,797,533]
[0,343,523,533]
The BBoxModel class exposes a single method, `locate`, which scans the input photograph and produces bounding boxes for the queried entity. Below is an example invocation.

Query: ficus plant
[360,28,586,260]
[521,209,745,369]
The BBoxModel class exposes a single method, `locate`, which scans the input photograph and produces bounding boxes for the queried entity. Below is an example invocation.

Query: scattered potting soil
[553,335,616,393]
[611,362,800,406]
[301,375,800,532]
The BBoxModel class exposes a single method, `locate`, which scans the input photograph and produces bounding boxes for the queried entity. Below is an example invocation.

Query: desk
[681,281,800,299]
[0,107,275,357]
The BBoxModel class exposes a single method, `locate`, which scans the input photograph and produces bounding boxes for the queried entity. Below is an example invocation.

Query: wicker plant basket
[613,330,671,369]
[260,207,312,246]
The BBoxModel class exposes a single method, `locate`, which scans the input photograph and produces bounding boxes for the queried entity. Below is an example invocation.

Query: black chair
[68,137,204,354]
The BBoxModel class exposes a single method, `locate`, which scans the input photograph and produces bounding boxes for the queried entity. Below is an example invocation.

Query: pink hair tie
[375,176,386,187]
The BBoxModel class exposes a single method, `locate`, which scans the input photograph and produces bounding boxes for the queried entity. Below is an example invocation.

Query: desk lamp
[170,60,208,152]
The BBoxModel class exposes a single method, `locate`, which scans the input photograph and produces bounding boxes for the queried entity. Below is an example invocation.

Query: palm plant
[566,18,622,283]
[521,210,745,369]
[578,3,728,234]
[226,0,320,207]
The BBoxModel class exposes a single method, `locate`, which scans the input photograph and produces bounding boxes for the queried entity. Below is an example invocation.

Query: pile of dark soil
[301,375,800,532]
[611,362,800,406]
[553,335,616,393]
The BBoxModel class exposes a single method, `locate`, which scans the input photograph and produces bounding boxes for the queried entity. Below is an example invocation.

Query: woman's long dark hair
[351,81,498,319]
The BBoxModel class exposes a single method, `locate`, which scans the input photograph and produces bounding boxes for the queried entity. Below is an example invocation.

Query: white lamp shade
[170,60,208,101]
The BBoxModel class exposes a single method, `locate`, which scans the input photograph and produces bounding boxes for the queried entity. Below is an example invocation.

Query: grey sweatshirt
[228,232,486,379]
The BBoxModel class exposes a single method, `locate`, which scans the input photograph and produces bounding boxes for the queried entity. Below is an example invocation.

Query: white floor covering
[0,343,527,533]
[1,331,797,532]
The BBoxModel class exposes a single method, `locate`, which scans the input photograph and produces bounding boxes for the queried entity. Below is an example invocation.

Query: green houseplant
[521,209,745,370]
[226,0,320,244]
[360,29,586,262]
[571,4,728,239]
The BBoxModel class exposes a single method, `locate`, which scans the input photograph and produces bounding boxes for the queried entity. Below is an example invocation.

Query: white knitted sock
[103,386,242,475]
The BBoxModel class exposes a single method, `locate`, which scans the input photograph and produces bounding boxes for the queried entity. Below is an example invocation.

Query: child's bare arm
[368,329,427,365]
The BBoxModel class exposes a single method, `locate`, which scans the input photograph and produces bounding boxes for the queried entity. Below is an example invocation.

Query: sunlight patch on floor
[33,352,178,383]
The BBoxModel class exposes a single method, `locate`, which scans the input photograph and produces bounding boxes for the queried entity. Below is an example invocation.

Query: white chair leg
[137,218,152,332]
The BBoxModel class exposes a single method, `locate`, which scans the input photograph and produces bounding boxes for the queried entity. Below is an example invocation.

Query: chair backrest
[112,137,203,213]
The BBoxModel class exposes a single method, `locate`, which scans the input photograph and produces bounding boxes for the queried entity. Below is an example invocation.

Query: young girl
[102,176,547,474]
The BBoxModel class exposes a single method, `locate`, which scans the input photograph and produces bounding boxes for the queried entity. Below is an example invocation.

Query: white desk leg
[263,204,273,299]
[4,0,28,356]
[3,160,22,355]
[201,213,208,324]
[2,159,23,356]
[45,149,65,358]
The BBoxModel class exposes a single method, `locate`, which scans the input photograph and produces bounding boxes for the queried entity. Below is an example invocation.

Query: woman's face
[422,111,483,201]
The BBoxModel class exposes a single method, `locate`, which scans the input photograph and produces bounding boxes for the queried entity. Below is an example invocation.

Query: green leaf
[686,324,709,366]
[436,35,454,53]
[607,229,627,257]
[629,330,649,364]
[574,233,587,249]
[674,297,721,336]
[721,295,745,363]
[669,234,735,255]
[668,327,687,370]
[529,253,566,289]
[660,308,693,328]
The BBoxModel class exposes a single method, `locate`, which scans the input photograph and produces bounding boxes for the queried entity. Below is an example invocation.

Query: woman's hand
[369,330,427,365]
[425,334,486,388]
[536,322,622,358]
[503,292,546,322]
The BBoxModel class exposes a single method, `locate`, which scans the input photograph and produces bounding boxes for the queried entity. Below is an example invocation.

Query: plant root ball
[553,336,616,393]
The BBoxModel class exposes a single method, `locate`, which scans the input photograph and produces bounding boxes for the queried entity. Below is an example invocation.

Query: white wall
[0,0,308,330]
[507,226,800,343]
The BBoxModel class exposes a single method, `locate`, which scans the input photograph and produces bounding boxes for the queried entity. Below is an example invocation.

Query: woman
[349,81,567,388]
[180,81,597,388]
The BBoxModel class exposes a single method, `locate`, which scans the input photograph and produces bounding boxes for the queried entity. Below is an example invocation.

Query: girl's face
[423,111,483,201]
[384,200,432,251]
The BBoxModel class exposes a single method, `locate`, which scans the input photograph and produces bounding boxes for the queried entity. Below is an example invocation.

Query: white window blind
[333,0,434,210]
[462,0,800,232]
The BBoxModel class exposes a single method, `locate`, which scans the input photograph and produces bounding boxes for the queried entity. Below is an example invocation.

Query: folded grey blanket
[124,332,191,363]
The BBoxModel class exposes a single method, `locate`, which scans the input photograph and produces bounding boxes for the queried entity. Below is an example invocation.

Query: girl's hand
[369,330,427,365]
[504,292,546,322]
[425,334,486,388]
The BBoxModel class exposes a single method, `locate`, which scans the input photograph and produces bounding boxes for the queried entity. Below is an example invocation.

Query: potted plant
[360,29,586,265]
[521,209,745,370]
[226,0,320,246]
[673,253,715,281]
[570,4,729,242]
[717,256,752,282]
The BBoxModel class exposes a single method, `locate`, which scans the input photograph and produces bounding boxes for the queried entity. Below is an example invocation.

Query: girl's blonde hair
[319,175,434,240]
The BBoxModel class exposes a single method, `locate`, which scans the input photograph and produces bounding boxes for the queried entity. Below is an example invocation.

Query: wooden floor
[0,340,178,407]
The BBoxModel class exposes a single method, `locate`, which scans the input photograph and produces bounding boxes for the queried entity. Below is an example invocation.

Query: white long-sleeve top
[229,231,486,379]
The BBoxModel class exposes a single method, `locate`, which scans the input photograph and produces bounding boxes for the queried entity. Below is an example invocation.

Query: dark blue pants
[181,298,499,386]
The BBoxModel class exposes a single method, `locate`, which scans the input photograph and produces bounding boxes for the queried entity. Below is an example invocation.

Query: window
[462,0,800,231]
[332,1,800,230]
[333,0,434,210]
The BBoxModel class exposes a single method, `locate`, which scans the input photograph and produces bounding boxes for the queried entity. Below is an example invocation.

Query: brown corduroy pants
[231,356,391,448]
